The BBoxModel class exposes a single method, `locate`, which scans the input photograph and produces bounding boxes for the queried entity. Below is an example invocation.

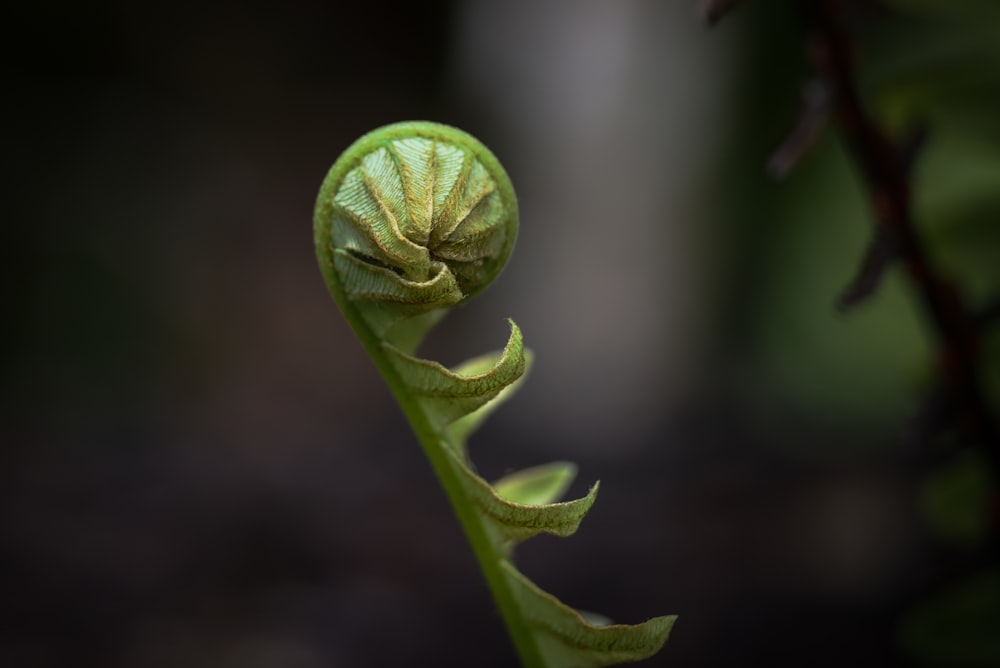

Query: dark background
[4,1,999,666]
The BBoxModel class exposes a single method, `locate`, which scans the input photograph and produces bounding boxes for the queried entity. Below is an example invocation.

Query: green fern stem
[335,293,546,666]
[314,121,673,668]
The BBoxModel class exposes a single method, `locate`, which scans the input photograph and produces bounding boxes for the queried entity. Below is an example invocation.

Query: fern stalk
[314,121,674,667]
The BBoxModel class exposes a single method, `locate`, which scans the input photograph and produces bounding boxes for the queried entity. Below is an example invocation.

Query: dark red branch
[767,79,832,180]
[800,0,999,469]
[836,225,896,311]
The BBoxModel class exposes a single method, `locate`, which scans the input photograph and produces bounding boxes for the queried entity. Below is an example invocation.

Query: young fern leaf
[314,121,675,667]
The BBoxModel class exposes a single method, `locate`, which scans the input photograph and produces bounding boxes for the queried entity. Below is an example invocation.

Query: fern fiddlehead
[314,121,675,667]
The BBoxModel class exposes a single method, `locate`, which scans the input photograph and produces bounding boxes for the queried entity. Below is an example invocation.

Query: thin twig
[799,0,1000,472]
[836,225,896,311]
[767,79,832,180]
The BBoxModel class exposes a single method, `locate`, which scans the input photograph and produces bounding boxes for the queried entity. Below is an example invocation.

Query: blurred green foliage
[898,568,1000,667]
[752,137,930,426]
[920,450,994,547]
[735,0,1000,432]
[729,2,1000,663]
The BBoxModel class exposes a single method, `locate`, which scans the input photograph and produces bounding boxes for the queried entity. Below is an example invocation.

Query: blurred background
[4,0,999,666]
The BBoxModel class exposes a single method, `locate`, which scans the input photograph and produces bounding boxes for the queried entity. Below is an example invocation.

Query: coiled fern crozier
[314,121,674,667]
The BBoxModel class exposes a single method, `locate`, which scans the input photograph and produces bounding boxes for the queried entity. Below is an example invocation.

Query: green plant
[314,121,674,667]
